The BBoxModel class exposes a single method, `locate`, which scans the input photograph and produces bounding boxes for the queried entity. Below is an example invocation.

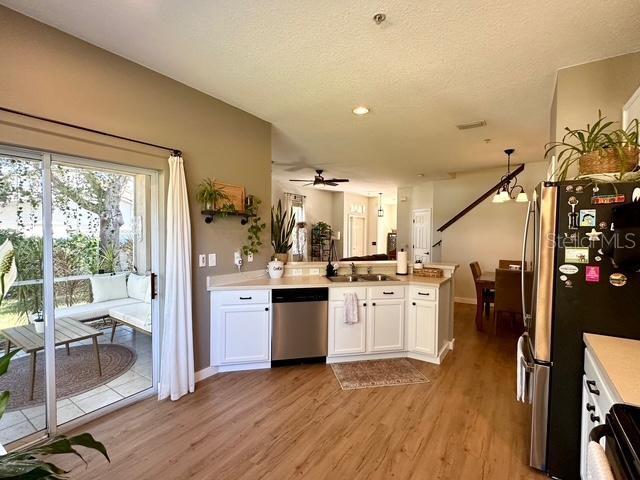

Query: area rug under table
[0,344,137,410]
[331,358,429,390]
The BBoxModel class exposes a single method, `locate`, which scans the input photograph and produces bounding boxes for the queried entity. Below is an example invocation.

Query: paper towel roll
[397,250,408,275]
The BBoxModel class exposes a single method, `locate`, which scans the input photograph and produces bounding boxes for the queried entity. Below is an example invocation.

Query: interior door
[412,209,431,263]
[348,215,366,257]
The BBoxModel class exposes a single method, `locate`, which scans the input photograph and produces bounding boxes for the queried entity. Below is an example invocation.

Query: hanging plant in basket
[545,112,639,181]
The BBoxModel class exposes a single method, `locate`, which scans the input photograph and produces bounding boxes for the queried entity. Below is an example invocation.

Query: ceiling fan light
[516,192,529,203]
[352,106,370,115]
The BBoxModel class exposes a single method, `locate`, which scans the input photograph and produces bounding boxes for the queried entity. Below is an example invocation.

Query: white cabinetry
[368,299,404,352]
[211,290,271,371]
[328,300,367,355]
[407,300,437,356]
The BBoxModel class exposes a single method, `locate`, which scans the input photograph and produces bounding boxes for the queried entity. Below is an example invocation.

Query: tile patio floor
[0,325,152,445]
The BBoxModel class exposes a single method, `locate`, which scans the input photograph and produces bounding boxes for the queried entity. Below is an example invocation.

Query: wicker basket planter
[579,147,639,176]
[413,267,443,278]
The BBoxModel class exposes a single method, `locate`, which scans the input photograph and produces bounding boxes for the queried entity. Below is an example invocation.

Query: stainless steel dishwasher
[271,288,328,364]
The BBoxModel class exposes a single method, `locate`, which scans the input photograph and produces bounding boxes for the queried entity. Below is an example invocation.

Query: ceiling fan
[289,169,349,187]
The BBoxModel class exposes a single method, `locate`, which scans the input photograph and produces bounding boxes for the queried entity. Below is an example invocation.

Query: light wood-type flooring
[65,304,547,479]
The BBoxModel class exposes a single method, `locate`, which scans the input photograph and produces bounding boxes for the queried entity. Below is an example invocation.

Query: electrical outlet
[234,251,243,269]
[198,254,206,267]
[291,268,303,276]
[247,252,254,262]
[208,253,217,267]
[310,268,320,276]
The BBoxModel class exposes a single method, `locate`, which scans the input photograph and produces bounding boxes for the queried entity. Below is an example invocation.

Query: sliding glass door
[0,146,161,446]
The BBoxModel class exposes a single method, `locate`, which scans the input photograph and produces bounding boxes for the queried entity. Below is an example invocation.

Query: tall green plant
[0,350,110,478]
[270,200,296,255]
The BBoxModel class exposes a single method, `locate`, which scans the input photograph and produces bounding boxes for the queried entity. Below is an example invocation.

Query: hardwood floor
[65,304,546,480]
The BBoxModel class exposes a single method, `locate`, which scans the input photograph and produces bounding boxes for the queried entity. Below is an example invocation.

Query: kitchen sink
[327,274,399,282]
[328,275,360,282]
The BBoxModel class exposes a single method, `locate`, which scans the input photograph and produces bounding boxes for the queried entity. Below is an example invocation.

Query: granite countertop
[584,333,640,406]
[207,274,451,291]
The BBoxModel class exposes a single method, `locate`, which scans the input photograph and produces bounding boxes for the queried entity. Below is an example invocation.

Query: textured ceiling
[3,0,640,193]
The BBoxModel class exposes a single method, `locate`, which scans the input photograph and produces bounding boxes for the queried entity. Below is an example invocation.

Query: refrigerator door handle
[522,201,534,329]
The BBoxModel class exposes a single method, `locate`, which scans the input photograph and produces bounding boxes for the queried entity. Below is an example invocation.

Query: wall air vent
[456,120,487,130]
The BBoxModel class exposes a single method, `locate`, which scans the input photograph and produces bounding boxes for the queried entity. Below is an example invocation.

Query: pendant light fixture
[377,193,384,217]
[492,149,529,204]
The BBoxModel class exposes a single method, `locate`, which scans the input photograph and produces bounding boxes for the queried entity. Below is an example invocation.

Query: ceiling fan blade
[324,178,350,183]
[304,183,314,186]
[324,182,339,186]
[289,179,312,182]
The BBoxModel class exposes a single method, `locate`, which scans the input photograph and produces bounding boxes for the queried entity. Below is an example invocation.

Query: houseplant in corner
[0,240,110,478]
[545,112,639,181]
[270,200,296,264]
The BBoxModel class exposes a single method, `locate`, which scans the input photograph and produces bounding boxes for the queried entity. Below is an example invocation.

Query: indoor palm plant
[270,200,296,264]
[545,112,639,181]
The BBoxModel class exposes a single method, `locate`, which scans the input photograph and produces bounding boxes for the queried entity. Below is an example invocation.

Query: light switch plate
[309,268,320,276]
[198,254,206,267]
[291,268,303,276]
[208,253,216,267]
[247,252,254,262]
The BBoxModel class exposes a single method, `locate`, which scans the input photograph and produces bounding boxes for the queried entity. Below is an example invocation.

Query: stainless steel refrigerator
[520,180,640,479]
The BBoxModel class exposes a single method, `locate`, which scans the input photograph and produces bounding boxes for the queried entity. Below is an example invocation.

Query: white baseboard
[455,296,477,305]
[195,366,218,383]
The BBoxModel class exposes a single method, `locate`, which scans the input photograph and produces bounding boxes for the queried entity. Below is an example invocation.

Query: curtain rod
[0,105,182,157]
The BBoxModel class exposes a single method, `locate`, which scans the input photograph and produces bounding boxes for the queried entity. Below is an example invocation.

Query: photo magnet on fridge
[585,266,600,283]
[565,247,589,264]
[579,209,596,227]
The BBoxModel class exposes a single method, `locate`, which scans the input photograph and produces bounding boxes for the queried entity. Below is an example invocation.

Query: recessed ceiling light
[352,106,370,116]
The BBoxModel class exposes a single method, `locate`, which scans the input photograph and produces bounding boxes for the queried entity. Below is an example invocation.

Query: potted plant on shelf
[195,178,230,212]
[545,112,639,181]
[271,200,296,264]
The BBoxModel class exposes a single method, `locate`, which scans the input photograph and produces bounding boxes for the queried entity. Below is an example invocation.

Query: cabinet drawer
[368,286,404,300]
[214,289,270,306]
[410,286,437,301]
[584,349,615,414]
[329,287,368,302]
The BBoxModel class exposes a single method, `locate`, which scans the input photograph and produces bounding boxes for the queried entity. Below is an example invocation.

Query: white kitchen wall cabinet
[211,290,271,371]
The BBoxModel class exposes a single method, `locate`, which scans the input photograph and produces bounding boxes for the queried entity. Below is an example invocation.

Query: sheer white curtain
[159,154,194,401]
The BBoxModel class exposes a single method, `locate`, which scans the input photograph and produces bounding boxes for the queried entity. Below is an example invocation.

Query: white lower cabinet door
[408,300,437,356]
[328,301,367,355]
[368,300,404,352]
[214,304,270,365]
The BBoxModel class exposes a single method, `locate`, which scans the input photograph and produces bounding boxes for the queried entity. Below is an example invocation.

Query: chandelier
[492,148,529,203]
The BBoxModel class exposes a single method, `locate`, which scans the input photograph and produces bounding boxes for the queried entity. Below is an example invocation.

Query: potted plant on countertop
[271,200,296,264]
[545,112,639,181]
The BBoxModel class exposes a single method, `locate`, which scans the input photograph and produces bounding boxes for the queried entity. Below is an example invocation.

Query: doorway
[0,146,161,447]
[412,209,432,263]
[348,215,366,258]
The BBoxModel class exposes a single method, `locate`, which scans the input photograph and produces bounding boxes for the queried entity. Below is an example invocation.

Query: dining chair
[498,259,532,270]
[470,262,494,316]
[494,268,533,332]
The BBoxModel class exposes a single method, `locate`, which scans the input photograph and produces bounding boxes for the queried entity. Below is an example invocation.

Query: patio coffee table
[1,317,103,400]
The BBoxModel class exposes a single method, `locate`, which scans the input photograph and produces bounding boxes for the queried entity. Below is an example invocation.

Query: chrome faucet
[350,262,357,275]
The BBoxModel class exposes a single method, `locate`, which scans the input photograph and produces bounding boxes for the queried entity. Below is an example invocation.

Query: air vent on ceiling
[456,120,487,130]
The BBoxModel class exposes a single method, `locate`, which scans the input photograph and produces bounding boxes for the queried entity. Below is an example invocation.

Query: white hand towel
[517,335,529,403]
[586,441,614,480]
[344,292,359,324]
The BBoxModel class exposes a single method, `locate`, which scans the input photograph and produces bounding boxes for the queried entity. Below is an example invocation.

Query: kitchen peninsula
[207,263,458,373]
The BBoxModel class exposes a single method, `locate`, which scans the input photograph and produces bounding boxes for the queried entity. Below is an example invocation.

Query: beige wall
[553,52,640,143]
[398,162,547,300]
[0,7,271,370]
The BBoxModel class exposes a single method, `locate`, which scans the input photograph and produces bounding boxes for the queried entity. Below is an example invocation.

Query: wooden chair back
[494,269,533,314]
[470,262,482,281]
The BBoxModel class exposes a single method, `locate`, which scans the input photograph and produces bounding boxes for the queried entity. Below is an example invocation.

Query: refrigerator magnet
[559,264,579,275]
[598,221,608,230]
[585,228,603,244]
[565,247,589,264]
[559,275,568,282]
[575,185,584,193]
[579,209,596,227]
[585,266,600,283]
[609,273,627,287]
[592,194,625,205]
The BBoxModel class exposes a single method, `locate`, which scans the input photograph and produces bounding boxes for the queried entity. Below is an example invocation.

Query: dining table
[474,271,495,331]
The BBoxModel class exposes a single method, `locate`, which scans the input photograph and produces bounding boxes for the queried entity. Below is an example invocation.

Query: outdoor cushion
[90,274,128,303]
[109,303,151,333]
[56,298,142,322]
[127,274,150,303]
